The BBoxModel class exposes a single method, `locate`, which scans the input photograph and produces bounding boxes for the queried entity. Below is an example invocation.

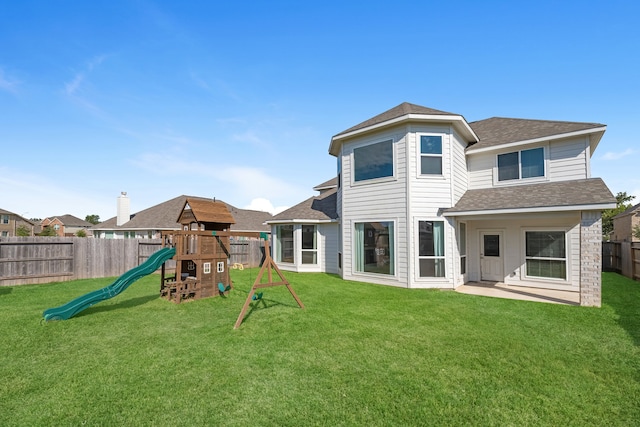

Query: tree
[601,191,635,239]
[76,229,87,238]
[38,226,57,237]
[633,224,640,240]
[16,225,31,236]
[85,214,100,225]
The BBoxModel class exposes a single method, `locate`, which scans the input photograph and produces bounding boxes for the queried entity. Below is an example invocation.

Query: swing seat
[218,283,231,294]
[252,292,263,301]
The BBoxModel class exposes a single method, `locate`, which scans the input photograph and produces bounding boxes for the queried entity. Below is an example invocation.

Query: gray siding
[321,223,339,274]
[340,126,409,287]
[467,136,590,190]
[548,136,589,180]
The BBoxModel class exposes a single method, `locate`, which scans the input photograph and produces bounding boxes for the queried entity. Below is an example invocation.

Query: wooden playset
[160,198,236,303]
[158,197,304,328]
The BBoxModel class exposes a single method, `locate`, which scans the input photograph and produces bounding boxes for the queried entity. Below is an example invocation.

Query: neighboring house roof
[92,195,271,232]
[443,178,615,216]
[224,203,273,232]
[269,188,338,222]
[44,214,93,228]
[0,208,34,225]
[329,102,479,155]
[613,202,640,220]
[467,117,606,153]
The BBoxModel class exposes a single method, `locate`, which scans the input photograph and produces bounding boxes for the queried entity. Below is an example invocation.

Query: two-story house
[611,203,640,242]
[268,102,616,307]
[0,209,34,236]
[40,215,94,237]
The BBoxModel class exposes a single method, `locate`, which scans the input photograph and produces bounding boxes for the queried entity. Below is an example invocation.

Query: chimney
[117,192,130,226]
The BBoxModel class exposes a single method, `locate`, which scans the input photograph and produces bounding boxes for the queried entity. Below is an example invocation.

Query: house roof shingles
[444,178,615,215]
[46,214,94,227]
[270,188,338,222]
[334,102,458,138]
[313,177,338,191]
[92,195,271,232]
[468,117,606,151]
[613,202,640,219]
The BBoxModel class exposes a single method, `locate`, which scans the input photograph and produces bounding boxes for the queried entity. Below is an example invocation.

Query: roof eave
[266,219,338,225]
[329,114,479,156]
[443,202,617,217]
[466,126,608,154]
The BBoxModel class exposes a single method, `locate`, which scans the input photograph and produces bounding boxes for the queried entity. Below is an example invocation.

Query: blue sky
[1,1,639,221]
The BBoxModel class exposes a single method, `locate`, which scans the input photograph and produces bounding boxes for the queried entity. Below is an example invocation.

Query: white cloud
[601,148,636,161]
[64,72,84,95]
[129,153,308,210]
[0,167,113,220]
[232,130,269,147]
[244,198,289,214]
[0,68,20,94]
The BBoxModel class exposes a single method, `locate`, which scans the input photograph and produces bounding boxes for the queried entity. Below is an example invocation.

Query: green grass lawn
[1,271,638,426]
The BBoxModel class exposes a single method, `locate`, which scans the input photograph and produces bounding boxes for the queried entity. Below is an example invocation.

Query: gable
[329,102,478,156]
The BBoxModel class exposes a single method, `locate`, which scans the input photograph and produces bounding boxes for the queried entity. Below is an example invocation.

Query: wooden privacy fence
[603,241,640,281]
[0,237,265,286]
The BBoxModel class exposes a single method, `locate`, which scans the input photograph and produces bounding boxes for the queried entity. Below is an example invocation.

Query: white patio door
[480,231,504,281]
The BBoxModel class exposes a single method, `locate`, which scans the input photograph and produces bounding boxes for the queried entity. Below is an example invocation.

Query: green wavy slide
[43,246,176,321]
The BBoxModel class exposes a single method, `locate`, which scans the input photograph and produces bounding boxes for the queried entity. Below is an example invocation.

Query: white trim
[414,218,447,282]
[466,126,608,154]
[416,133,445,178]
[350,137,397,186]
[521,227,570,284]
[492,144,549,186]
[352,219,397,279]
[329,114,478,155]
[267,219,337,225]
[443,203,616,217]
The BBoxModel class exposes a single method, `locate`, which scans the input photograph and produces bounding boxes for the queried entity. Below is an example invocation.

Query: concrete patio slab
[455,281,580,305]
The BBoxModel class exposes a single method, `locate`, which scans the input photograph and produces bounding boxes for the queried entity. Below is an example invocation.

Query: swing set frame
[234,235,304,329]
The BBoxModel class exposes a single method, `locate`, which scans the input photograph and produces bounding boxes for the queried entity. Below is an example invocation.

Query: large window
[353,140,393,182]
[355,222,394,275]
[525,231,566,279]
[420,135,443,175]
[301,225,317,264]
[418,221,445,277]
[498,147,544,181]
[276,225,294,263]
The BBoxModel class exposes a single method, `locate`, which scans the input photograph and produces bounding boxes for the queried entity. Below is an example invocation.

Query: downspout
[405,125,412,288]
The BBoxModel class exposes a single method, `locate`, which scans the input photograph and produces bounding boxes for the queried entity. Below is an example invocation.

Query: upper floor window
[1,215,9,224]
[497,147,544,181]
[353,139,393,182]
[420,135,443,175]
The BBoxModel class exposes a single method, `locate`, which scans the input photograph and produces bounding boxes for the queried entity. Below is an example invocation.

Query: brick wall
[580,211,602,307]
